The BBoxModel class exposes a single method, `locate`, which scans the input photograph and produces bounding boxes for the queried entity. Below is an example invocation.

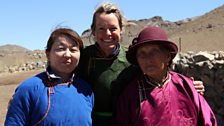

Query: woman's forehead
[96,13,119,25]
[53,36,77,46]
[137,44,160,51]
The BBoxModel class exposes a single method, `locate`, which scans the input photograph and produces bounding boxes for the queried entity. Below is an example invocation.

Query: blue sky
[0,0,223,50]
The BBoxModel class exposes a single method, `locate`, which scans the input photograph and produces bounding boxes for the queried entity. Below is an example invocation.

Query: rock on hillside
[0,44,46,73]
[81,4,224,52]
[81,16,181,47]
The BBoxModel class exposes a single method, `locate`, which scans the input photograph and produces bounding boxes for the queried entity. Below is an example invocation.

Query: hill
[0,45,46,73]
[0,44,30,52]
[81,4,224,52]
[168,4,224,52]
[0,4,224,73]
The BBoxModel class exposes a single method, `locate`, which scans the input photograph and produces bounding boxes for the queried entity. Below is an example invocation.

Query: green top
[78,44,140,113]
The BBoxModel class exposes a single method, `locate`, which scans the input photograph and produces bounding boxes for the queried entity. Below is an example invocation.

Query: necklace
[144,73,169,88]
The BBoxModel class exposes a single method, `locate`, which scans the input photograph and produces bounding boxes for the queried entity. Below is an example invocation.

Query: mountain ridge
[0,4,223,72]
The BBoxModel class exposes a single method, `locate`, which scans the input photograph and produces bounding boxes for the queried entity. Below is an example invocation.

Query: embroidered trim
[33,71,74,125]
[33,87,51,126]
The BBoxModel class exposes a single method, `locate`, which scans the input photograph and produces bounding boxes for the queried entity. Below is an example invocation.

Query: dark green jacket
[78,44,140,113]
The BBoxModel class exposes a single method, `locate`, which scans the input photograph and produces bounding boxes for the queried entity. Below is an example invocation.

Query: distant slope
[1,4,223,73]
[0,44,45,73]
[168,4,224,52]
[0,44,30,53]
[81,16,180,47]
[81,4,224,52]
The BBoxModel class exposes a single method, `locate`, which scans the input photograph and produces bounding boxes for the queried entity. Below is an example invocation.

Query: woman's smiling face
[94,12,122,56]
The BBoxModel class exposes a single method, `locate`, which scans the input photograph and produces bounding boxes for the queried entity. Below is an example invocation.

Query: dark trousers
[92,114,112,126]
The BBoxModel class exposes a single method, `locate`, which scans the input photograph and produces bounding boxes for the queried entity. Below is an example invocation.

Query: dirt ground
[0,69,43,125]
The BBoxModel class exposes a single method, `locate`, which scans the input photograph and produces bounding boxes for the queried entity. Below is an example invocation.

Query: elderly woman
[5,28,94,126]
[113,26,217,126]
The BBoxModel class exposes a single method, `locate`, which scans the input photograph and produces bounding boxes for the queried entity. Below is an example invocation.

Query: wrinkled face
[94,12,122,54]
[136,44,171,80]
[46,35,80,77]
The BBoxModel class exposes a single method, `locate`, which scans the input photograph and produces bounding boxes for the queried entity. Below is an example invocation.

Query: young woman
[78,2,205,126]
[113,26,217,126]
[5,28,94,126]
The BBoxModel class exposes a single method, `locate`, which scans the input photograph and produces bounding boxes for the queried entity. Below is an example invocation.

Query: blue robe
[5,71,94,126]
